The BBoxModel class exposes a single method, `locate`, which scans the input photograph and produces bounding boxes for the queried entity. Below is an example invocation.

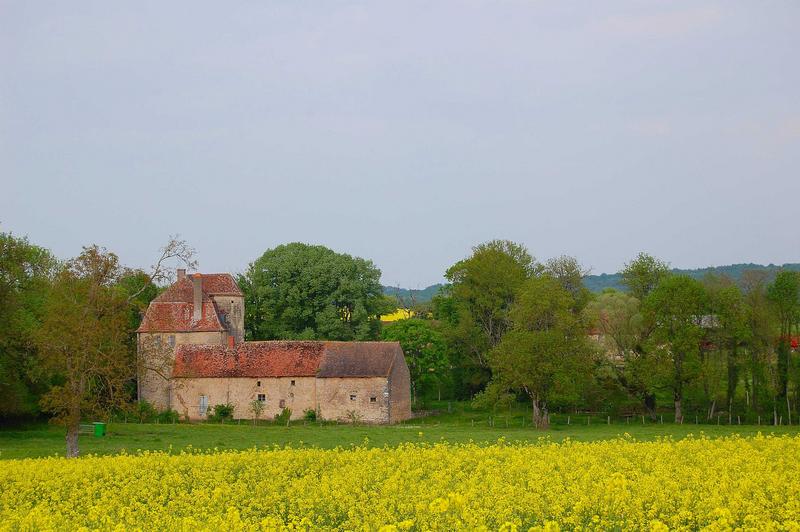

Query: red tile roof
[317,342,401,378]
[136,301,226,333]
[154,274,242,303]
[137,273,242,333]
[172,341,403,379]
[199,273,243,296]
[173,341,325,378]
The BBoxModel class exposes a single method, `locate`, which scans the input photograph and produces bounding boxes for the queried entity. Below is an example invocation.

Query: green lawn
[3,403,799,460]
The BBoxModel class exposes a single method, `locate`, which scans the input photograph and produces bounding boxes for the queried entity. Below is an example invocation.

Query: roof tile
[136,301,226,333]
[172,341,402,378]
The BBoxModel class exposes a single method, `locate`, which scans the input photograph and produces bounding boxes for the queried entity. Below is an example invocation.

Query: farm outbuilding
[137,270,411,424]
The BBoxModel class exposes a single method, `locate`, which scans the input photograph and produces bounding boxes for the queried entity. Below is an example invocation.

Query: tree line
[413,243,800,428]
[2,234,798,453]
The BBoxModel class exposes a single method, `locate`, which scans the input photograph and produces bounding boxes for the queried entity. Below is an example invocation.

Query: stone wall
[172,376,317,421]
[316,377,391,423]
[210,295,245,343]
[388,353,412,423]
[137,331,228,410]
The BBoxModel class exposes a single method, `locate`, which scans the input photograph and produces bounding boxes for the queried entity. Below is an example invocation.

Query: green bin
[93,422,106,437]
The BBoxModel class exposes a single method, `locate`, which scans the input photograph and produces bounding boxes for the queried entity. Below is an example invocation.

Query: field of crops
[1,434,799,530]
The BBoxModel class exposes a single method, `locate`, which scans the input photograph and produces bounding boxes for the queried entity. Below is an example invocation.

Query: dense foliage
[3,231,800,453]
[0,233,56,418]
[381,319,450,404]
[2,436,799,529]
[240,243,392,341]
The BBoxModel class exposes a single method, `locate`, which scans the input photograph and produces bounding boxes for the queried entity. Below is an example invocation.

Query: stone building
[137,271,411,423]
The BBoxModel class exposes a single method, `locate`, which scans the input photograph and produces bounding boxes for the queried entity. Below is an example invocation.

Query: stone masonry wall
[209,295,245,343]
[316,377,391,423]
[172,376,317,421]
[137,331,227,410]
[388,354,412,423]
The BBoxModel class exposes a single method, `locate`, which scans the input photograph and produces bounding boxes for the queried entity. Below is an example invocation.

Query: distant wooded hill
[583,263,800,293]
[382,263,800,303]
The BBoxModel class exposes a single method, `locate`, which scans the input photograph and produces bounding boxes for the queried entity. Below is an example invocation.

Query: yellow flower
[0,435,798,530]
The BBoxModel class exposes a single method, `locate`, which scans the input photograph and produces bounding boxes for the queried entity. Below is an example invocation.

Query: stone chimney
[177,268,186,281]
[192,273,203,321]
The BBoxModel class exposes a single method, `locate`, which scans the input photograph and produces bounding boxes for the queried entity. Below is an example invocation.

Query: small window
[199,395,209,416]
[257,381,261,387]
[350,394,357,401]
[279,399,286,408]
[168,335,176,347]
[370,397,377,403]
[257,394,266,402]
[290,380,296,386]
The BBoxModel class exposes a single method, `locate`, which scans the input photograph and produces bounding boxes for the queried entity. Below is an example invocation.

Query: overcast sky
[2,2,798,288]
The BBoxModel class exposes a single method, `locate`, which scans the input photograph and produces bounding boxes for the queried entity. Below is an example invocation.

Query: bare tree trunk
[644,393,657,420]
[674,398,683,424]
[531,396,549,430]
[66,423,80,458]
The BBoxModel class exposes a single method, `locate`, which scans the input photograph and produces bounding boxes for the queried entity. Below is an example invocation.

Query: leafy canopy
[240,243,391,341]
[479,274,592,427]
[381,319,449,402]
[621,252,670,301]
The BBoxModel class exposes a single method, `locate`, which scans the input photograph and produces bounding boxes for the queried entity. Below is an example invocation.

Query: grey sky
[2,1,798,288]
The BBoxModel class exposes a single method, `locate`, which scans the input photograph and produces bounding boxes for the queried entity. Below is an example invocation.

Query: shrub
[208,403,235,423]
[303,408,317,421]
[134,400,158,423]
[345,410,362,425]
[249,400,265,424]
[274,408,292,426]
[156,409,181,424]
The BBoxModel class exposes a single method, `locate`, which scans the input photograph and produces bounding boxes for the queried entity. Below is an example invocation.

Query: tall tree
[741,270,774,414]
[703,275,750,410]
[644,275,707,423]
[381,319,449,405]
[441,240,537,394]
[767,270,800,401]
[583,290,659,416]
[35,246,132,457]
[0,232,57,418]
[479,275,592,429]
[621,252,670,301]
[545,255,591,311]
[240,243,391,341]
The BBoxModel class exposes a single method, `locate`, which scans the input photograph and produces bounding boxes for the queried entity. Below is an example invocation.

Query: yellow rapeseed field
[1,435,799,531]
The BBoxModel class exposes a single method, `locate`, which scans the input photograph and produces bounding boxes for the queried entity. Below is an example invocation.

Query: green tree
[240,243,391,341]
[703,275,751,411]
[545,255,591,311]
[381,319,449,405]
[621,252,670,301]
[644,275,707,423]
[583,289,659,416]
[441,240,537,395]
[35,246,133,457]
[479,275,592,428]
[766,270,800,402]
[0,232,57,418]
[740,270,774,415]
